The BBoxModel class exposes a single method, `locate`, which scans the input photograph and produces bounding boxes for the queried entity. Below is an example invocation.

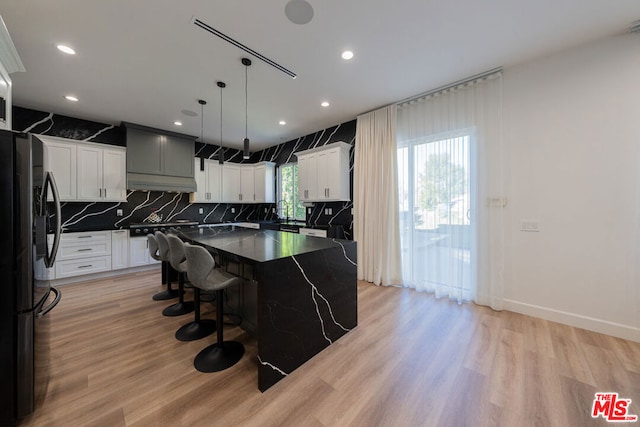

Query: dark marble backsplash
[14,106,356,238]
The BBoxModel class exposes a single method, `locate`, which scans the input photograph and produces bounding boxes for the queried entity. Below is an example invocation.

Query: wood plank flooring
[19,270,640,427]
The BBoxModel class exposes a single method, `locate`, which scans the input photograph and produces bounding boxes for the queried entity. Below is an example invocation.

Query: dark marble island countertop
[177,225,352,263]
[175,224,357,392]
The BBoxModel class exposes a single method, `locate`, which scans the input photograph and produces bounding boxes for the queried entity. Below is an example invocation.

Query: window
[398,132,474,302]
[277,163,305,220]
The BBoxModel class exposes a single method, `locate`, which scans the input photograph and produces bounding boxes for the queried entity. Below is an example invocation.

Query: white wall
[502,32,640,341]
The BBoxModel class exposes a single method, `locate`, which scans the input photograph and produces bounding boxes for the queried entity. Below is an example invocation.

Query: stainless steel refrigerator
[0,129,62,425]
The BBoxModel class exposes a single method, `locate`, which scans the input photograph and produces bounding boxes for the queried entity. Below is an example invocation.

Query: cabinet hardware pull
[78,236,92,238]
[104,188,107,198]
[77,248,93,252]
[78,265,93,269]
[99,188,102,197]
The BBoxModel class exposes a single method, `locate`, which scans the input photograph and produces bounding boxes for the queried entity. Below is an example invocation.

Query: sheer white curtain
[397,73,504,309]
[354,105,403,286]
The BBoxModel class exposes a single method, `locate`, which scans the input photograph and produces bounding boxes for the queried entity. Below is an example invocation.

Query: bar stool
[165,235,217,341]
[149,233,179,301]
[157,232,194,316]
[184,242,245,372]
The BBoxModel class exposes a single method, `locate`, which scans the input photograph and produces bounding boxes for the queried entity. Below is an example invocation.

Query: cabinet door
[163,135,194,178]
[103,149,127,201]
[222,164,241,203]
[316,150,330,200]
[77,145,103,200]
[207,161,222,202]
[191,158,208,202]
[129,237,150,266]
[254,163,275,203]
[111,230,129,270]
[298,153,318,201]
[43,140,77,201]
[326,147,351,201]
[240,166,255,202]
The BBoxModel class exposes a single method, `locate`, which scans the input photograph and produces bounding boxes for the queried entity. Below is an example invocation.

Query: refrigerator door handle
[42,171,62,268]
[37,287,61,318]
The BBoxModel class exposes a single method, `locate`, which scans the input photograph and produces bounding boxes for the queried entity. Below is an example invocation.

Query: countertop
[177,225,351,263]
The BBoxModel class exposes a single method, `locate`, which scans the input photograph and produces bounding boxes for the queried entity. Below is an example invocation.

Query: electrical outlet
[264,208,268,213]
[327,208,333,215]
[231,207,236,213]
[520,220,540,232]
[199,207,204,214]
[116,209,123,217]
[308,208,312,215]
[272,208,276,213]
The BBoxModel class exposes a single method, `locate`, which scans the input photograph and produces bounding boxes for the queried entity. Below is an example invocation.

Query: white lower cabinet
[129,236,161,267]
[55,231,112,278]
[111,230,129,270]
[47,230,160,282]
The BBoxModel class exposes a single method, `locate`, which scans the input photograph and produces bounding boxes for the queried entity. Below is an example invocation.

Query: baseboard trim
[503,299,640,343]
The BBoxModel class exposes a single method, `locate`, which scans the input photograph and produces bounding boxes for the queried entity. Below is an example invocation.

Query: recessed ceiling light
[64,95,78,102]
[57,45,76,55]
[174,121,183,126]
[341,50,354,60]
[321,101,330,107]
[278,120,286,126]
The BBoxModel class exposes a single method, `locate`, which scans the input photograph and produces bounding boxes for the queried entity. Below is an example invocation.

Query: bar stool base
[152,289,180,301]
[162,301,194,317]
[194,341,244,373]
[175,320,216,341]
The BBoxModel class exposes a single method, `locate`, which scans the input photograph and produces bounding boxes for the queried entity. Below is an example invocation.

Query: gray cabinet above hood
[123,122,197,193]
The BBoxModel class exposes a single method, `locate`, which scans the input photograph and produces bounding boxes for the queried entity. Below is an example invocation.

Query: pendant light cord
[245,64,248,139]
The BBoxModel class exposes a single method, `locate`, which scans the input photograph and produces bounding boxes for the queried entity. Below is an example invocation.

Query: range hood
[123,122,197,193]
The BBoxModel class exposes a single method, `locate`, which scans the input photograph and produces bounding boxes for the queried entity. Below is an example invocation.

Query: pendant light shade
[242,57,252,160]
[217,81,226,164]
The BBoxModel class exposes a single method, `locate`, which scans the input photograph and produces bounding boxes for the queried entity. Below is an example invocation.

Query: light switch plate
[116,209,123,217]
[231,207,236,213]
[520,220,540,232]
[199,207,204,214]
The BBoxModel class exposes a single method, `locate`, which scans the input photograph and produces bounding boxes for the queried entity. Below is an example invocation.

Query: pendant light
[198,99,206,171]
[242,57,252,160]
[217,81,226,164]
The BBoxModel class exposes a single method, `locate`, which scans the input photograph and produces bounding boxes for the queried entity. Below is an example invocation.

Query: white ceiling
[2,0,639,151]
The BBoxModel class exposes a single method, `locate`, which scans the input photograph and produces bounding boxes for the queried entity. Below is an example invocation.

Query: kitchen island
[177,225,357,391]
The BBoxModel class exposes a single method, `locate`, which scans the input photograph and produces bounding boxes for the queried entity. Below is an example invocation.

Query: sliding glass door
[398,132,476,302]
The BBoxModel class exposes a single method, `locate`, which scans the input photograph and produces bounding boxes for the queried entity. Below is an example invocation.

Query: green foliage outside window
[279,163,305,220]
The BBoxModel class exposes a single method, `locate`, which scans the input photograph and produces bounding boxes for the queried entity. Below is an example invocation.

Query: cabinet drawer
[300,228,327,238]
[55,256,112,278]
[60,230,111,242]
[57,240,112,260]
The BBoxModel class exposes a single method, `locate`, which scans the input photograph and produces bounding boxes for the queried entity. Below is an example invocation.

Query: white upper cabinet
[0,16,25,130]
[102,148,127,201]
[42,139,77,201]
[222,163,242,203]
[220,162,274,204]
[295,142,351,202]
[39,135,127,202]
[253,162,275,203]
[191,158,222,203]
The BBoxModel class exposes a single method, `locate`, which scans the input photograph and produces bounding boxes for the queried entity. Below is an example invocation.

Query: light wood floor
[20,270,640,427]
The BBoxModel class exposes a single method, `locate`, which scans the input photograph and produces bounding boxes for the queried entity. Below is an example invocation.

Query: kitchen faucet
[276,199,290,221]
